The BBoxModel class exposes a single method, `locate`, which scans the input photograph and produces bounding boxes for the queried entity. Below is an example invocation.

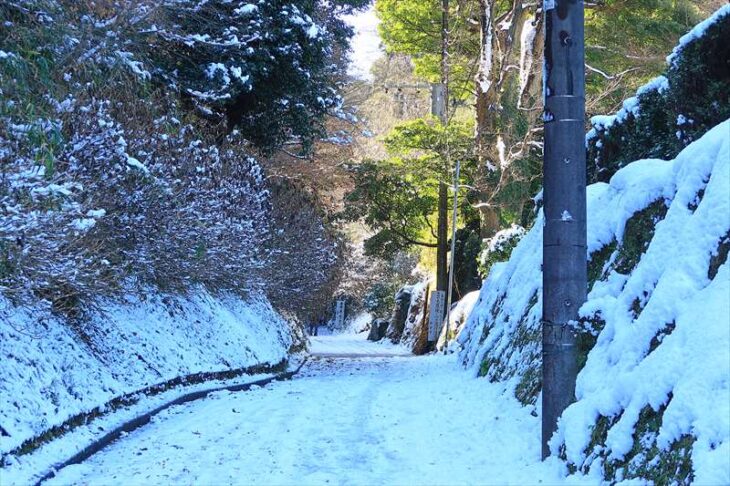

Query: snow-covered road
[308,333,412,357]
[46,335,582,485]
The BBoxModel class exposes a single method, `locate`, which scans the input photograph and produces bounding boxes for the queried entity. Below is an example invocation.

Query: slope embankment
[0,290,295,464]
[457,6,730,483]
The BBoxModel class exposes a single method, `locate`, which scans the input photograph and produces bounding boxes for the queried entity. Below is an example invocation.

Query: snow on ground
[309,331,411,357]
[45,353,591,486]
[0,289,293,456]
[0,368,290,486]
[458,119,730,480]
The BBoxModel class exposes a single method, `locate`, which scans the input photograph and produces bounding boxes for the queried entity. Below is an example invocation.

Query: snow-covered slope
[458,120,730,482]
[438,289,480,348]
[0,290,293,456]
[585,5,730,184]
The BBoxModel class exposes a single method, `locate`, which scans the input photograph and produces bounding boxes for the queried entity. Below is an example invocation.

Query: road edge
[35,358,308,485]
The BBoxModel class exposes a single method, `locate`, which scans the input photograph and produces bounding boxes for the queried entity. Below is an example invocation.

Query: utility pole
[439,0,449,112]
[542,0,587,459]
[427,82,449,343]
[443,158,460,350]
[385,80,451,344]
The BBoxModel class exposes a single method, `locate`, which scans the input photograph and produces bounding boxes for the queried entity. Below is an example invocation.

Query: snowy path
[308,333,411,357]
[46,336,581,485]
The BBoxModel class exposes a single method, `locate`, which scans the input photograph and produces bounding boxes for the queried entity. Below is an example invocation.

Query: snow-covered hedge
[477,224,527,277]
[459,118,729,482]
[0,0,342,316]
[0,289,294,457]
[586,5,730,184]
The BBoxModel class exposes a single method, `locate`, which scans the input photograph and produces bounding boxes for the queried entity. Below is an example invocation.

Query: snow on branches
[0,0,352,315]
[140,0,363,153]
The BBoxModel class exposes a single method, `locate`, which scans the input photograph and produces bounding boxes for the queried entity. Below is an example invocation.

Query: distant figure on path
[307,315,325,336]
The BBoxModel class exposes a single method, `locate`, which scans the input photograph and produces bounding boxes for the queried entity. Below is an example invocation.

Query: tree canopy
[375,0,705,240]
[375,0,479,99]
[344,118,476,259]
[139,0,369,154]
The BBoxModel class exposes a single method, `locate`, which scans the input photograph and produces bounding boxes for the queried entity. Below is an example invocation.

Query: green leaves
[375,0,479,98]
[139,0,365,155]
[344,117,476,258]
[345,160,438,258]
[376,0,442,58]
[584,0,702,113]
[384,117,475,168]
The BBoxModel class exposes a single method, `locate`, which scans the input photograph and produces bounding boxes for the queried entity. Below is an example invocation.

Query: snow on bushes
[0,0,343,314]
[140,0,366,153]
[478,224,527,277]
[1,0,365,154]
[459,120,730,482]
[586,5,730,184]
[1,89,269,308]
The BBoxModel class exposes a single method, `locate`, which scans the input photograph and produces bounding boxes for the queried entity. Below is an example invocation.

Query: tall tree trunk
[475,0,500,239]
[436,0,450,296]
[474,0,544,240]
[437,181,449,293]
[541,0,586,459]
